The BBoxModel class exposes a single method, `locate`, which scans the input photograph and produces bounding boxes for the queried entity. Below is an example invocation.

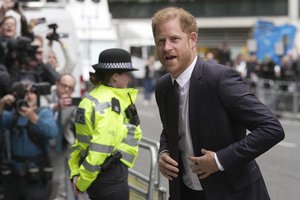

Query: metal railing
[128,137,167,200]
[245,78,300,120]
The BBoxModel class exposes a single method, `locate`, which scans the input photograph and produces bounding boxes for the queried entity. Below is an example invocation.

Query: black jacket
[155,56,284,200]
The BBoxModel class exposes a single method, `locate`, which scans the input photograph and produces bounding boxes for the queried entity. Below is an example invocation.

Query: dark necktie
[167,80,181,200]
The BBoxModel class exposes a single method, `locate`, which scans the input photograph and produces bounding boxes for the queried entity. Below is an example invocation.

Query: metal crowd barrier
[245,78,300,120]
[128,137,167,200]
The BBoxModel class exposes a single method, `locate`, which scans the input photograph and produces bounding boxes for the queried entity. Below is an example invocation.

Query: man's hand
[0,95,15,106]
[189,149,219,179]
[158,152,179,180]
[0,95,15,113]
[18,105,39,124]
[59,94,72,109]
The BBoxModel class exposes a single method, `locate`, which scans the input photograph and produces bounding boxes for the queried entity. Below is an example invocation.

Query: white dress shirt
[173,56,203,190]
[172,56,224,191]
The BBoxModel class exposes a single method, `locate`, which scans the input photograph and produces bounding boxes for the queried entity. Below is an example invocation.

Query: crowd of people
[0,0,77,199]
[142,40,300,109]
[203,46,300,85]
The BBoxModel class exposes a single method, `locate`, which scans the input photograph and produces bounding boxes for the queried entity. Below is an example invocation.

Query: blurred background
[1,0,300,199]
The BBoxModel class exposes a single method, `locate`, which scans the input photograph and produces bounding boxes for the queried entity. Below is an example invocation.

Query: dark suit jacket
[155,56,285,200]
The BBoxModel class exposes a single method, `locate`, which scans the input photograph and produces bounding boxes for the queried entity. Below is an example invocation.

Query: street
[133,92,300,200]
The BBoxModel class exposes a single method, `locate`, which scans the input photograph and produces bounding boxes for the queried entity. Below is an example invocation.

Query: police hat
[92,48,138,72]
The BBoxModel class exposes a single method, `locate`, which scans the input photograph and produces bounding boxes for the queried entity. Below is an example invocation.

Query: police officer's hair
[94,70,124,85]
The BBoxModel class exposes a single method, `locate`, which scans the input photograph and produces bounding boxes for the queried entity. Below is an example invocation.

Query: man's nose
[163,40,173,51]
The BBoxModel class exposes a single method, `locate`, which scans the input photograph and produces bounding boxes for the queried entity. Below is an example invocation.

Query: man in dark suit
[152,7,285,200]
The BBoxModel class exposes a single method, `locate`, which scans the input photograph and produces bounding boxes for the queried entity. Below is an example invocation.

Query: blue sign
[253,20,297,64]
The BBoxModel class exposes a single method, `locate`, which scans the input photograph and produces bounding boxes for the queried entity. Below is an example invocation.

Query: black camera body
[11,82,29,111]
[10,82,51,111]
[31,82,52,96]
[71,97,82,106]
[46,23,68,41]
[5,36,38,64]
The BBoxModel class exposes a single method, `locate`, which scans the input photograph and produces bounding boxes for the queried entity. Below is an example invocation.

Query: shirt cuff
[158,150,169,159]
[214,153,224,171]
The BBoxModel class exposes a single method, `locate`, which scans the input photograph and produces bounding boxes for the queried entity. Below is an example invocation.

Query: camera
[46,23,68,41]
[31,82,52,96]
[11,82,29,111]
[10,82,51,111]
[71,97,82,106]
[5,36,38,64]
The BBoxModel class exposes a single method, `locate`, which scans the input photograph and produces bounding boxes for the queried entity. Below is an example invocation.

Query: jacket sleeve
[32,108,58,139]
[216,68,285,170]
[0,64,11,96]
[0,111,14,129]
[57,43,75,74]
[68,99,93,181]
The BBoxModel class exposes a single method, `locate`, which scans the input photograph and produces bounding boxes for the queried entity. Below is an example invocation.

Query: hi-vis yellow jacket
[68,84,142,192]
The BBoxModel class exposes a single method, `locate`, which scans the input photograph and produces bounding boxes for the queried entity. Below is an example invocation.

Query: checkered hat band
[98,62,132,69]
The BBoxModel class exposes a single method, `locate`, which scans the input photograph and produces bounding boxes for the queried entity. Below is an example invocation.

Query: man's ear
[190,32,197,48]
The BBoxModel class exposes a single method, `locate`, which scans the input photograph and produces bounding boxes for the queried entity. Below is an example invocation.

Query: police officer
[0,80,58,200]
[68,48,142,200]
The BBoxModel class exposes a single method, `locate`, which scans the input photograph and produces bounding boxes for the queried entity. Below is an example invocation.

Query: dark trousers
[87,162,129,200]
[4,175,50,200]
[180,182,206,200]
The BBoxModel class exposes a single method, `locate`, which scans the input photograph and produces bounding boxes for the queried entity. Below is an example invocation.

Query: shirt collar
[172,56,197,88]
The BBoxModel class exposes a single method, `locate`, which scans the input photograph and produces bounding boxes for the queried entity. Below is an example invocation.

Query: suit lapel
[189,57,204,156]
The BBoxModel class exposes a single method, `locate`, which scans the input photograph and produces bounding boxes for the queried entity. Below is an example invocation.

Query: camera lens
[16,99,28,110]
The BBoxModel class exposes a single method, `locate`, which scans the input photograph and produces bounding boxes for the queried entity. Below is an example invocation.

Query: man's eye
[171,38,180,42]
[156,39,165,45]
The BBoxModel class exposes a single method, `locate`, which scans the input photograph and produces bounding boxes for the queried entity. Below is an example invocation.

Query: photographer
[44,73,77,199]
[46,23,75,75]
[1,34,59,93]
[31,35,60,85]
[0,80,58,200]
[48,73,77,151]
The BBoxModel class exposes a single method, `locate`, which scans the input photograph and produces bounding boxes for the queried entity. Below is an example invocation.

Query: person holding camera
[30,35,60,85]
[0,80,58,200]
[42,73,77,199]
[47,73,77,151]
[68,48,142,200]
[46,23,75,75]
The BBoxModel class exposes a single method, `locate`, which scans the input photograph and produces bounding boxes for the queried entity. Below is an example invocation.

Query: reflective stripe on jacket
[68,84,142,192]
